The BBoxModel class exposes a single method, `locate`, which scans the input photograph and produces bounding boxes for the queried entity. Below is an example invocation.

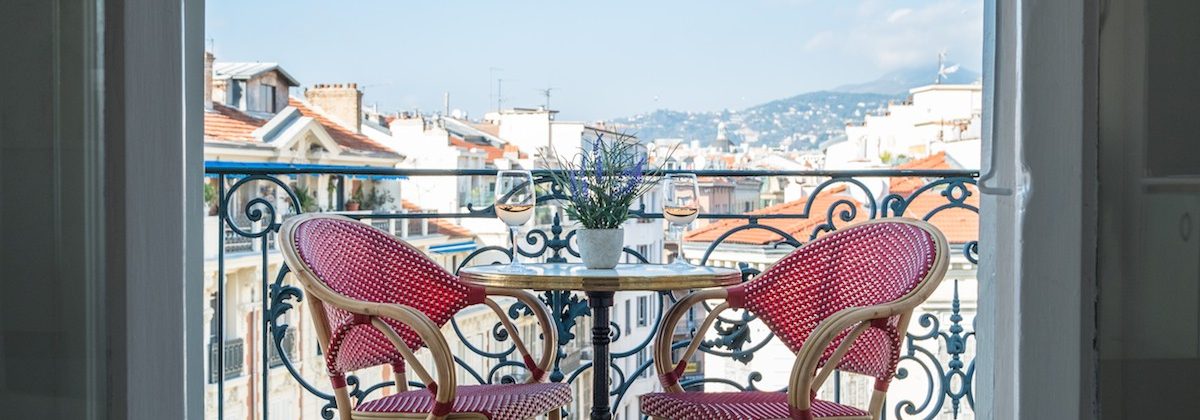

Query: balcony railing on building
[209,338,245,383]
[267,329,297,369]
[204,165,979,420]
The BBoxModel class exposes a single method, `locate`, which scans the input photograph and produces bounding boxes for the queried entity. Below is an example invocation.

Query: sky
[207,0,982,121]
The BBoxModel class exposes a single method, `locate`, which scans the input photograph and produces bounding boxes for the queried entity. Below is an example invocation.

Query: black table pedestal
[457,264,742,420]
[587,291,615,420]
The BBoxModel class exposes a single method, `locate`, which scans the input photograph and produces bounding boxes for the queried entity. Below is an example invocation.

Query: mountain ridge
[833,64,981,94]
[606,65,979,150]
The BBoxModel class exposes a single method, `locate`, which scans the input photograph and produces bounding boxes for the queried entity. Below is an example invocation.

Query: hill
[605,65,979,150]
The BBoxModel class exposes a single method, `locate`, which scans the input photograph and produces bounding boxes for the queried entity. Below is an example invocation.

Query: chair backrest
[727,218,946,386]
[280,214,483,376]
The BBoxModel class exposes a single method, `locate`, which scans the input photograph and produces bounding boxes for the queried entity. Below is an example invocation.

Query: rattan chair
[640,218,949,420]
[280,214,570,420]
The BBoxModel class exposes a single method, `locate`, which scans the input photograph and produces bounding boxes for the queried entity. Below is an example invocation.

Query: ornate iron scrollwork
[208,167,979,420]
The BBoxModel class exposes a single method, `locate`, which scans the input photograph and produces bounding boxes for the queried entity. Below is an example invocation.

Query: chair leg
[333,384,353,420]
[395,370,408,393]
[867,388,887,420]
[548,406,562,420]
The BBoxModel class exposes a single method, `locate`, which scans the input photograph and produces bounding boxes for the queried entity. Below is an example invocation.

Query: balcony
[267,329,297,369]
[209,338,245,383]
[204,165,979,420]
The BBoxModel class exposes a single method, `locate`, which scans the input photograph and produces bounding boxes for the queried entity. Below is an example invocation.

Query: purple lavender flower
[568,169,582,197]
[593,138,603,180]
[616,157,645,199]
[577,169,593,199]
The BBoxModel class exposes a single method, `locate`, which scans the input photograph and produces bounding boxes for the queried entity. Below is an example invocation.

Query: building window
[208,292,220,339]
[686,306,696,331]
[262,85,277,112]
[637,347,650,378]
[637,296,649,326]
[625,299,632,335]
[227,80,242,109]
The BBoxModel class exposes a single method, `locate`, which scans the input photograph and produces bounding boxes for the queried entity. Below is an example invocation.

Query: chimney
[304,83,363,133]
[204,52,215,110]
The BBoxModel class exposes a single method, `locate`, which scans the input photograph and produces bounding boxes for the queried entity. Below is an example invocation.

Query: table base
[587,291,615,420]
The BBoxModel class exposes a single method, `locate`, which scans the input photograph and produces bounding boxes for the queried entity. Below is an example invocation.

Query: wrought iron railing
[205,165,979,420]
[209,338,245,383]
[267,328,296,368]
[223,227,255,253]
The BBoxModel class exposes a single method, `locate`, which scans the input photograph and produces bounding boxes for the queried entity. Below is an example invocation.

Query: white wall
[496,112,551,157]
[549,122,586,161]
[978,0,1098,418]
[910,86,983,120]
[827,85,983,169]
[388,120,462,213]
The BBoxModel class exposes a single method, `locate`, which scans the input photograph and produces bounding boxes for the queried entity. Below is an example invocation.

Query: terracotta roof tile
[288,98,396,154]
[685,181,978,245]
[685,188,860,245]
[204,104,266,142]
[449,135,522,162]
[399,200,474,239]
[889,152,950,193]
[897,186,979,244]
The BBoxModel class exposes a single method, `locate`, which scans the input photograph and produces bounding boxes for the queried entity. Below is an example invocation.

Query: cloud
[804,31,834,51]
[817,0,984,71]
[887,8,913,23]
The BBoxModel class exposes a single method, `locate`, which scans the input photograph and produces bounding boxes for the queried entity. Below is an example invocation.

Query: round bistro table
[458,262,742,420]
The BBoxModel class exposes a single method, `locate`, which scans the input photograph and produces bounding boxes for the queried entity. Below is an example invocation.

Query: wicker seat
[355,384,571,420]
[642,219,949,420]
[280,214,568,420]
[640,392,867,420]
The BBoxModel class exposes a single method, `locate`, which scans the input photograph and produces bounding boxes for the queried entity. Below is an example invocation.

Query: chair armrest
[652,288,729,392]
[480,288,557,383]
[786,304,903,416]
[344,302,458,419]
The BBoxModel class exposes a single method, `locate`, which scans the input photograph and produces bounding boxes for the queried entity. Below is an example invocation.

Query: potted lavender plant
[545,136,667,269]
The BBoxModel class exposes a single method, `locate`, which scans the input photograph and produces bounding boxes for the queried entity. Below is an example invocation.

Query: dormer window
[229,80,247,110]
[261,85,277,113]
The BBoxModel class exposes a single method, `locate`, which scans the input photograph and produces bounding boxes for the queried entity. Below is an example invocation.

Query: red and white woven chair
[641,218,949,420]
[280,214,571,420]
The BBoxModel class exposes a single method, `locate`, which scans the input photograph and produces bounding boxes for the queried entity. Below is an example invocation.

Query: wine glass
[496,170,535,272]
[662,173,699,267]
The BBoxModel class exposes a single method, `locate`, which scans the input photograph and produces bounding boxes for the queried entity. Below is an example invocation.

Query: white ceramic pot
[577,228,624,269]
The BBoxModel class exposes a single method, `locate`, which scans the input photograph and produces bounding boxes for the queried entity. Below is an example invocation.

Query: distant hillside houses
[609,91,898,150]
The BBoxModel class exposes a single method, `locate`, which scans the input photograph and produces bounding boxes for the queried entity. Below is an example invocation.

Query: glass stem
[669,224,681,264]
[677,224,686,265]
[509,225,522,267]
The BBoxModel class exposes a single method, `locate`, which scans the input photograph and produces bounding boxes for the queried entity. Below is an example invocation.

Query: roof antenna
[497,78,505,112]
[489,67,502,112]
[935,50,959,84]
[537,87,557,111]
